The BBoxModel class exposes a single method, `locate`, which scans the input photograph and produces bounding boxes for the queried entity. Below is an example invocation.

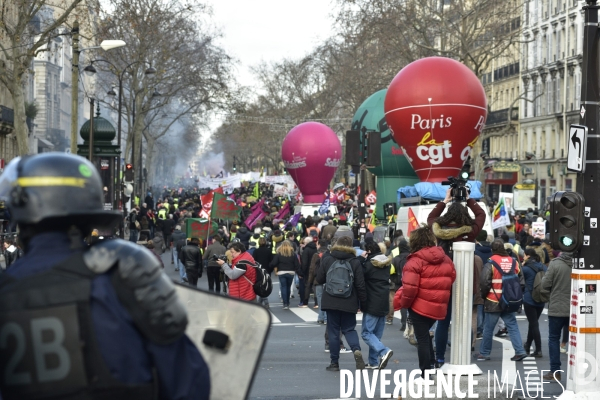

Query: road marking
[495,337,517,385]
[270,312,281,323]
[290,307,319,322]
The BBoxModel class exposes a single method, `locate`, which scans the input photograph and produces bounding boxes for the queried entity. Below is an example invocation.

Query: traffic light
[124,163,134,182]
[459,157,471,180]
[550,191,585,252]
[233,156,237,172]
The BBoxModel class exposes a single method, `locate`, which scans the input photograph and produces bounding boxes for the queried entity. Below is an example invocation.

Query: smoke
[196,152,225,176]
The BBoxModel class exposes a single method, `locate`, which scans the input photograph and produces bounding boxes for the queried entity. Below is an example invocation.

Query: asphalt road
[158,250,568,399]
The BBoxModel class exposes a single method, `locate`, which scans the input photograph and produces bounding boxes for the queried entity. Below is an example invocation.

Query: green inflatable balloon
[351,89,419,220]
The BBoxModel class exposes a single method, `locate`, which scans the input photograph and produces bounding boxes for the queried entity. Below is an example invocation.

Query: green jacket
[541,253,572,317]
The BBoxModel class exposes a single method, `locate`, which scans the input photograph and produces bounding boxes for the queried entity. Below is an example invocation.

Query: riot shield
[173,283,271,400]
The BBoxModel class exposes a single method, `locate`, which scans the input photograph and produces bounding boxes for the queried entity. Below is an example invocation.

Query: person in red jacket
[217,242,257,301]
[397,224,456,380]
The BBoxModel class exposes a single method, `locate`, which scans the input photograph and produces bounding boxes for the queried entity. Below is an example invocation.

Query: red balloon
[282,122,341,203]
[384,57,487,182]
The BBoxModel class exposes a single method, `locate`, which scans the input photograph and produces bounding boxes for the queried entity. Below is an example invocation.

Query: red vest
[486,255,518,303]
[227,252,257,301]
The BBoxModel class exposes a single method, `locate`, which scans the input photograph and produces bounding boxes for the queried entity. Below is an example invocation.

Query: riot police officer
[0,153,210,400]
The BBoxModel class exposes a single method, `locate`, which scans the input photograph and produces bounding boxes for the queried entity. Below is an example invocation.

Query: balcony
[485,107,519,128]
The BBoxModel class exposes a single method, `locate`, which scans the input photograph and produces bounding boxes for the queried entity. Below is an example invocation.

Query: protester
[396,224,456,380]
[476,239,527,362]
[204,234,227,293]
[270,240,300,309]
[541,251,572,383]
[522,248,547,357]
[361,241,394,370]
[316,235,367,372]
[217,242,257,301]
[179,238,203,287]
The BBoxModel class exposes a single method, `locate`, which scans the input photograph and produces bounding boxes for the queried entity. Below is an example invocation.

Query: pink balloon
[282,122,342,203]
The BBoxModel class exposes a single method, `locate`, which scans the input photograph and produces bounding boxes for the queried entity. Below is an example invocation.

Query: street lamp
[70,20,125,154]
[525,151,540,209]
[85,59,155,237]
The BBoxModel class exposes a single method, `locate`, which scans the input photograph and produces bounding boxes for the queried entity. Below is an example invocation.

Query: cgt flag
[407,207,419,236]
[186,218,219,239]
[274,202,290,220]
[211,192,242,221]
[492,197,511,230]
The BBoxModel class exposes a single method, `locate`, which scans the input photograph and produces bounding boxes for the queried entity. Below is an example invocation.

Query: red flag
[201,190,215,215]
[407,207,419,237]
[337,190,346,203]
[329,190,337,204]
[365,190,377,206]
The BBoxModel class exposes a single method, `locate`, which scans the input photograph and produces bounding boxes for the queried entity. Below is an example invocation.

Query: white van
[294,203,339,218]
[395,201,493,238]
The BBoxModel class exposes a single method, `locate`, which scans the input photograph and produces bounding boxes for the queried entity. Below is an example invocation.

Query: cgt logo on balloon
[384,57,487,183]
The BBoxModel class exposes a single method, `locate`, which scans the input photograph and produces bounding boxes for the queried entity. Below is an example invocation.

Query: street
[159,250,568,400]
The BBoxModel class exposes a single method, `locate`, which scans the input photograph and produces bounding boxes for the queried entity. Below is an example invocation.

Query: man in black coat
[316,235,367,372]
[361,241,394,369]
[300,237,318,307]
[179,238,203,287]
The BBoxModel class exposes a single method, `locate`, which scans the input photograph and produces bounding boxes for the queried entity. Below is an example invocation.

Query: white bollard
[440,241,482,375]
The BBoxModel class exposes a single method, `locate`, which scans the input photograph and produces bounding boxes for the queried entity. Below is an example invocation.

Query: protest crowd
[64,173,564,385]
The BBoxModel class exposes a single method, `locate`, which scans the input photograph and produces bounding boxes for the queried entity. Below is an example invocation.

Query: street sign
[568,124,588,173]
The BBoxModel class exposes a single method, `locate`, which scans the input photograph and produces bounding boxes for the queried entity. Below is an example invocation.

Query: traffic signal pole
[565,0,600,394]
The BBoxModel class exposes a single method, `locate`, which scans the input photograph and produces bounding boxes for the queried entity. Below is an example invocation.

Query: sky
[206,0,336,88]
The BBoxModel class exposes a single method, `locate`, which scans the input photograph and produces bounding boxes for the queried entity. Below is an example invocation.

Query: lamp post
[70,24,125,154]
[525,152,539,209]
[84,59,155,237]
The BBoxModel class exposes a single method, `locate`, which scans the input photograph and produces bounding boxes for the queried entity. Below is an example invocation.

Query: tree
[0,0,88,154]
[96,0,234,174]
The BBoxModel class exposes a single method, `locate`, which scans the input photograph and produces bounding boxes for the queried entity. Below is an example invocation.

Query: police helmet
[0,153,122,228]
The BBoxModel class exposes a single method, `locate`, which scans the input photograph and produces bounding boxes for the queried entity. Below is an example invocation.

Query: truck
[293,203,339,218]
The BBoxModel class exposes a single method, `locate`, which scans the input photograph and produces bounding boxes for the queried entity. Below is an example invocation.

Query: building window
[565,178,573,191]
[555,78,561,113]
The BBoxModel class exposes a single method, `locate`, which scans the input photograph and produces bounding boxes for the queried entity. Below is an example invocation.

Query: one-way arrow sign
[568,124,588,173]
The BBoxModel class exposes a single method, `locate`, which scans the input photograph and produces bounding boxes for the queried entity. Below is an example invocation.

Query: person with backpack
[216,242,257,301]
[396,225,455,381]
[428,188,485,368]
[316,235,368,372]
[361,241,394,370]
[476,239,528,362]
[522,248,547,357]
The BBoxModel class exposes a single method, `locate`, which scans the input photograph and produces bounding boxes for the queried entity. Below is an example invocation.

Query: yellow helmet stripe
[16,177,87,188]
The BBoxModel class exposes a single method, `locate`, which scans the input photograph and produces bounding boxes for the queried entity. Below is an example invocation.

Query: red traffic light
[125,163,133,170]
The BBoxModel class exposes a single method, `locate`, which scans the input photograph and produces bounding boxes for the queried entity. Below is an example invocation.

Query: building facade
[480,0,582,209]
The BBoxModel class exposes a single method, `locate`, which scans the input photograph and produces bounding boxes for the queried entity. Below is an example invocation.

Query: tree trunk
[145,135,156,186]
[12,81,29,155]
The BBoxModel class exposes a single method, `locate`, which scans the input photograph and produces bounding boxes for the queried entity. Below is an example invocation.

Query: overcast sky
[206,0,336,88]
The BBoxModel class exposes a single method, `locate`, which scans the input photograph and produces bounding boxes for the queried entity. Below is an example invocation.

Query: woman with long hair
[522,248,547,357]
[396,224,456,380]
[270,240,300,309]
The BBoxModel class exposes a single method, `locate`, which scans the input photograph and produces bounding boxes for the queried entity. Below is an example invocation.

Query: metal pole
[139,124,144,196]
[70,21,79,154]
[88,98,94,162]
[131,98,136,195]
[568,0,600,393]
[117,77,124,238]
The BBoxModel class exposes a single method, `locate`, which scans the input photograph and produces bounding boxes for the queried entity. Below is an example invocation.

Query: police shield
[173,283,271,400]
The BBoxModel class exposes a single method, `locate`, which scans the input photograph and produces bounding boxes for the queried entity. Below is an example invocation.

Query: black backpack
[325,258,354,298]
[527,263,548,303]
[239,260,273,298]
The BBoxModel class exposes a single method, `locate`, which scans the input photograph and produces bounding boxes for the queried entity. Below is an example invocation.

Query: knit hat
[352,239,361,248]
[365,232,374,243]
